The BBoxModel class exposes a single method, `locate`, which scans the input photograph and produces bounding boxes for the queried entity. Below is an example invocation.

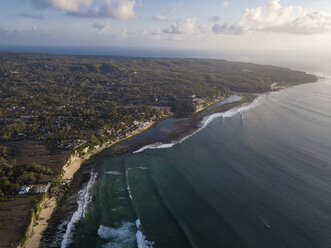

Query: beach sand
[22,120,156,248]
[24,198,56,248]
[23,95,255,247]
[24,97,254,248]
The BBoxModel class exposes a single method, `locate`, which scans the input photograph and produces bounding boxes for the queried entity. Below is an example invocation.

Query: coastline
[35,94,256,247]
[22,81,314,247]
[0,50,320,248]
[21,120,157,248]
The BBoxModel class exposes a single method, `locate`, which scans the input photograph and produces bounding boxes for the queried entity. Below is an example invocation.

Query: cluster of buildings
[18,183,51,195]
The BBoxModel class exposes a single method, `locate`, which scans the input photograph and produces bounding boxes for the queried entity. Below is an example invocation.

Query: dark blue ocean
[58,79,331,248]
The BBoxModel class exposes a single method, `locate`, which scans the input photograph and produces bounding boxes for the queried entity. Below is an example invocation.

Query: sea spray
[126,169,133,200]
[60,171,97,248]
[83,171,97,217]
[136,219,155,248]
[134,96,262,153]
[98,223,136,248]
[97,221,154,248]
[105,170,123,175]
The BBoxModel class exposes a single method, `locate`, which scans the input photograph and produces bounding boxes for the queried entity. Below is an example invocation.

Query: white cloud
[162,3,184,15]
[163,17,197,34]
[0,25,42,37]
[237,0,305,31]
[273,11,331,34]
[213,0,331,35]
[223,1,229,7]
[154,15,176,23]
[31,0,137,20]
[154,3,184,23]
[213,23,242,34]
[92,22,112,33]
[151,28,161,40]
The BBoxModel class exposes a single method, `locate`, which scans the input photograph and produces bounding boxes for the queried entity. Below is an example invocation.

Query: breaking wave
[61,171,97,248]
[134,96,261,153]
[106,171,123,175]
[136,219,155,248]
[97,220,155,248]
[98,223,136,248]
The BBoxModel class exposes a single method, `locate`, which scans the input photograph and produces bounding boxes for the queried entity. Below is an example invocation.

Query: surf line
[134,96,262,154]
[60,170,97,248]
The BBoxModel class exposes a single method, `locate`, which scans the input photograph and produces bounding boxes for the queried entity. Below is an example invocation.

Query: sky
[1,0,331,54]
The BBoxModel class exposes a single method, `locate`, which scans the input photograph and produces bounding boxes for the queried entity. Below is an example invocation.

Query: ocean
[57,79,331,248]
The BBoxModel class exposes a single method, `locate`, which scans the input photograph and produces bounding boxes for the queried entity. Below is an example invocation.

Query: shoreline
[36,94,256,247]
[21,119,158,248]
[22,81,313,247]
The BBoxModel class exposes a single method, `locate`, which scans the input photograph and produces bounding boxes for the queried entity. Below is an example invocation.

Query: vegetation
[0,52,318,194]
[0,159,52,194]
[88,134,101,149]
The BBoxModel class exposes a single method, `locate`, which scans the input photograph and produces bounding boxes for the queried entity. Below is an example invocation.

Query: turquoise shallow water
[63,80,331,248]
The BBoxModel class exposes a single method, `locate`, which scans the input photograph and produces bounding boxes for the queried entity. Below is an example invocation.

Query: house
[31,183,51,194]
[18,185,32,195]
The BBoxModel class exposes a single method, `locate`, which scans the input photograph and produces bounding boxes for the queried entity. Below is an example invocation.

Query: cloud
[0,25,42,38]
[92,22,112,32]
[163,17,197,34]
[223,1,229,7]
[272,11,331,34]
[151,28,161,40]
[30,0,137,20]
[212,23,242,34]
[19,13,44,19]
[162,3,184,15]
[198,25,208,34]
[237,0,305,31]
[213,0,331,35]
[154,3,184,22]
[209,16,221,23]
[154,15,176,22]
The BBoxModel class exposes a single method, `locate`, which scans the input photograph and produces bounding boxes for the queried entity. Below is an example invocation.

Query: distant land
[0,52,317,247]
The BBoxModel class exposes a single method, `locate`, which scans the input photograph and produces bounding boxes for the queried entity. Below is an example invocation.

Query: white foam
[83,171,97,217]
[98,223,135,239]
[133,96,262,154]
[136,167,150,170]
[126,170,133,200]
[98,223,136,248]
[61,171,97,248]
[136,219,155,248]
[127,167,150,171]
[106,171,123,175]
[133,142,175,153]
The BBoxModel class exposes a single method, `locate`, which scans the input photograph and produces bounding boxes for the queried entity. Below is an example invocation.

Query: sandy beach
[23,198,56,248]
[22,94,257,248]
[23,96,255,248]
[22,120,156,248]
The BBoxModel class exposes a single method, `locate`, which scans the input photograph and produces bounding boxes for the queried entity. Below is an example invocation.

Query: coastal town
[0,53,318,248]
